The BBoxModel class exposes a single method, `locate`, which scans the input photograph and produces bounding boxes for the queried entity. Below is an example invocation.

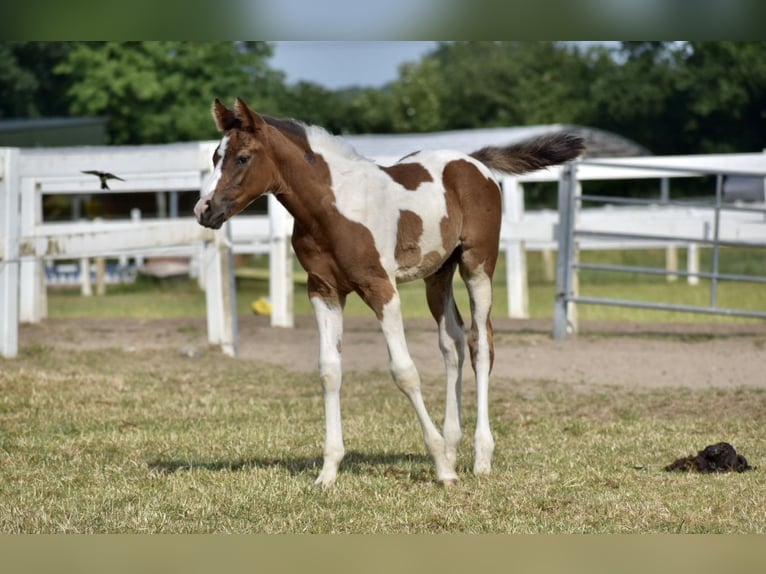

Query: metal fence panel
[554,157,766,340]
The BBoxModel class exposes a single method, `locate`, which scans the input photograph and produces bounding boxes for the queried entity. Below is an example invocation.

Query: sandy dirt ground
[18,315,766,390]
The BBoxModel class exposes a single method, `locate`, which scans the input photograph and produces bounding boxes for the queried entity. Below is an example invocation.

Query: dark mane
[262,115,313,155]
[263,115,306,139]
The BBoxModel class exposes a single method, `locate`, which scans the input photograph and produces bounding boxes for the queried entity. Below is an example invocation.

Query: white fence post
[19,177,46,322]
[203,221,238,357]
[268,195,294,328]
[0,148,21,358]
[665,245,678,282]
[502,176,529,318]
[687,243,700,286]
[80,257,93,296]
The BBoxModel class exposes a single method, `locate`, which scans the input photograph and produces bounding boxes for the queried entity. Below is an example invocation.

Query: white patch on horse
[194,134,229,221]
[306,127,476,282]
[463,263,495,474]
[311,296,345,487]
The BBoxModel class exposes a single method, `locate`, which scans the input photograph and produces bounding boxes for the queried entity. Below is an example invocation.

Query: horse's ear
[212,98,236,131]
[234,97,265,133]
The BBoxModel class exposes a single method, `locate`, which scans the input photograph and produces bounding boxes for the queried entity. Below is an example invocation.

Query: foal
[195,98,584,486]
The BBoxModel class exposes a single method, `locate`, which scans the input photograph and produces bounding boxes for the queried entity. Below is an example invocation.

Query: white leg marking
[311,296,345,487]
[439,299,465,469]
[464,268,495,475]
[380,295,458,484]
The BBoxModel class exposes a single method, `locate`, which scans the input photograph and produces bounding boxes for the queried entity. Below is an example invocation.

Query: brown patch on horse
[380,163,433,191]
[289,193,395,322]
[395,204,461,279]
[395,210,424,269]
[442,159,502,275]
[443,159,501,374]
[294,212,395,321]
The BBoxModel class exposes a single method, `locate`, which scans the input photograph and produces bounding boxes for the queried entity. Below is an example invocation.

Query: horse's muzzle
[198,210,226,230]
[194,196,227,229]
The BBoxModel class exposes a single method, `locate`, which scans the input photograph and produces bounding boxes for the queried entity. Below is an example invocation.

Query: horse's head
[195,98,282,229]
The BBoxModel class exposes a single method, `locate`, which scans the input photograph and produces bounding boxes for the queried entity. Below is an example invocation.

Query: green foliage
[678,42,766,153]
[53,42,281,144]
[586,41,766,154]
[273,81,349,134]
[390,58,444,132]
[424,42,593,130]
[0,42,73,118]
[341,87,397,134]
[3,41,765,156]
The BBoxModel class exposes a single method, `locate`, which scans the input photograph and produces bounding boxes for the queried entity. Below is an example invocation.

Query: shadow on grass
[148,451,434,481]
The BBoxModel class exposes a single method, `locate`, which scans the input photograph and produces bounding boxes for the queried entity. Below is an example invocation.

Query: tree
[274,81,350,134]
[390,58,444,132]
[386,42,600,132]
[0,42,74,118]
[677,41,766,153]
[585,42,688,154]
[54,42,281,144]
[586,41,766,155]
[342,87,397,134]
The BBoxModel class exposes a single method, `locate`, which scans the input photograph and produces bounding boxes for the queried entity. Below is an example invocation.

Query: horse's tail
[470,132,585,175]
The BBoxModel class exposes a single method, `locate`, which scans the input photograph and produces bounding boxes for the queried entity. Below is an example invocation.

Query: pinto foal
[195,98,584,486]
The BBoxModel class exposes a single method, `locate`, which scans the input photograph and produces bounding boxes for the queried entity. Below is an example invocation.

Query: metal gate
[554,159,766,340]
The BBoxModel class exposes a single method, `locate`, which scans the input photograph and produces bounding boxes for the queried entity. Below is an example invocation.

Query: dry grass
[2,342,764,533]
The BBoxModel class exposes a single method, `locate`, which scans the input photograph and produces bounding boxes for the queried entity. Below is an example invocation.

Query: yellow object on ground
[251,297,272,315]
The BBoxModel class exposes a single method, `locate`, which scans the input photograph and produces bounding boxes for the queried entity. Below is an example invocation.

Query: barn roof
[343,124,650,164]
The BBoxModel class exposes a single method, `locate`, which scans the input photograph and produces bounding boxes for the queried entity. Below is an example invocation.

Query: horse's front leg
[376,291,458,485]
[311,295,345,488]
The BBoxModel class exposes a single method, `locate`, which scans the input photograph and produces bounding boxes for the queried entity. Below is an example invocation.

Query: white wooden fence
[3,142,764,358]
[2,142,239,358]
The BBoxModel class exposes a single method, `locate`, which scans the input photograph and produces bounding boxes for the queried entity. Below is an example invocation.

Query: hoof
[440,478,459,488]
[314,472,337,489]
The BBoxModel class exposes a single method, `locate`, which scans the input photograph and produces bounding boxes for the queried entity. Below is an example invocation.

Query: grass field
[1,341,764,533]
[2,247,764,533]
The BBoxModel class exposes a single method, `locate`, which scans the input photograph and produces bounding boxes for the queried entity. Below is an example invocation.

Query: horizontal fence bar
[580,159,766,179]
[572,295,766,320]
[574,229,766,249]
[574,262,766,284]
[580,194,709,208]
[579,194,766,214]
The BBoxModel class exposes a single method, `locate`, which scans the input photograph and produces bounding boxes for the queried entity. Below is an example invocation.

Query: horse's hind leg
[460,260,496,475]
[425,260,465,469]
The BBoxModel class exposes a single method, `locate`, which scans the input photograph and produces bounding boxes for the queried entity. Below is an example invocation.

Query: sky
[269,41,439,90]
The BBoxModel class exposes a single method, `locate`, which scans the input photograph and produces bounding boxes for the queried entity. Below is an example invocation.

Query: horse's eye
[236,155,250,166]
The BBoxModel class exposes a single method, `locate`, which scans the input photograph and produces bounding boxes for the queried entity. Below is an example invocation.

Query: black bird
[81,170,125,190]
